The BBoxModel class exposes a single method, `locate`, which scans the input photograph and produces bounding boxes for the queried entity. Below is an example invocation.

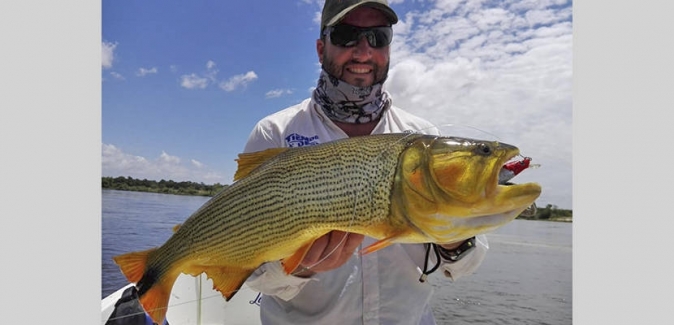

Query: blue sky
[102,0,573,209]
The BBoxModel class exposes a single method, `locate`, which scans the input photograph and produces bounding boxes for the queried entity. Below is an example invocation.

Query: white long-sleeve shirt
[243,98,489,325]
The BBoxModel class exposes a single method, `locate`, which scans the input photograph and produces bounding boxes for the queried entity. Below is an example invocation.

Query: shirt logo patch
[285,133,320,147]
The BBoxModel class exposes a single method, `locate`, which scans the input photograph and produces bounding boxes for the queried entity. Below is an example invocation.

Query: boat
[101,273,262,325]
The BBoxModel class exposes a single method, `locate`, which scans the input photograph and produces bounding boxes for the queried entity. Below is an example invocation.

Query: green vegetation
[102,176,228,197]
[102,177,571,222]
[517,204,572,222]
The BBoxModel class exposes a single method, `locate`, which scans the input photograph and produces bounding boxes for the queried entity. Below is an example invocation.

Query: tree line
[102,176,571,222]
[102,176,228,197]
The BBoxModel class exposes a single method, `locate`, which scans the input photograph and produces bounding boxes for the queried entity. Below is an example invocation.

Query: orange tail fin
[113,248,178,325]
[138,276,177,325]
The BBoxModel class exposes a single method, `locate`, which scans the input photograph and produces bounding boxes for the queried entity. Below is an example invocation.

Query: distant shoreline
[102,176,228,197]
[518,215,572,223]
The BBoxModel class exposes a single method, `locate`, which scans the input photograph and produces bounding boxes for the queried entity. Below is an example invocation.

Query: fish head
[396,135,542,243]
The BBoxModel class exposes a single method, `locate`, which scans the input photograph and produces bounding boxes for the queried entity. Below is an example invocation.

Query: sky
[102,0,572,209]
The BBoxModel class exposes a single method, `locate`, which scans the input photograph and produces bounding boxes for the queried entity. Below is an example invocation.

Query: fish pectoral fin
[112,248,157,283]
[204,266,255,301]
[280,239,316,275]
[360,235,402,255]
[234,148,289,181]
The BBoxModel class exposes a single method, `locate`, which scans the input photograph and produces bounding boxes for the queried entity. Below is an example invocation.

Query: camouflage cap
[321,0,398,33]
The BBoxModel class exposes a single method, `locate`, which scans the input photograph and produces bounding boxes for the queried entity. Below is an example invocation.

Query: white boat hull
[102,273,262,325]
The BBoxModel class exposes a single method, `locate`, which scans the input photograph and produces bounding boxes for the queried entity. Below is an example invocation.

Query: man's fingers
[298,231,366,273]
[301,233,329,265]
[324,231,350,256]
[343,233,364,254]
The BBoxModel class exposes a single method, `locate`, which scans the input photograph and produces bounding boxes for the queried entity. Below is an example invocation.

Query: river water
[102,189,572,324]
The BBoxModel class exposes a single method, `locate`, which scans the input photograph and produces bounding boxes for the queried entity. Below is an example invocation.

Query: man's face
[317,6,391,87]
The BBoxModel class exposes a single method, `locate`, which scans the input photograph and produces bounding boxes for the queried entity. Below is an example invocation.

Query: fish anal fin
[203,266,255,301]
[234,148,289,181]
[112,248,157,283]
[280,240,316,275]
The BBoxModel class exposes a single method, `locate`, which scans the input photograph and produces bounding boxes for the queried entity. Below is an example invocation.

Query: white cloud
[265,89,293,98]
[180,73,209,89]
[219,71,258,92]
[110,72,125,80]
[137,67,158,77]
[386,0,572,208]
[179,60,221,89]
[102,41,117,69]
[159,151,180,164]
[102,144,226,184]
[205,60,219,82]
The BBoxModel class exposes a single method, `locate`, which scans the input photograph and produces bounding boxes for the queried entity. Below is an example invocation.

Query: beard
[321,52,390,87]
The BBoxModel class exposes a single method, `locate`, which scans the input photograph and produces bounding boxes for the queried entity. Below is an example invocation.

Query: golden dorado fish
[113,133,541,324]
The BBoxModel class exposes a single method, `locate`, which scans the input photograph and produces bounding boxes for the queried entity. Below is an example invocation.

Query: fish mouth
[478,144,542,217]
[490,166,541,214]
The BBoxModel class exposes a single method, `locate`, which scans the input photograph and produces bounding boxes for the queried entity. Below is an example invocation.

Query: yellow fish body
[113,133,541,324]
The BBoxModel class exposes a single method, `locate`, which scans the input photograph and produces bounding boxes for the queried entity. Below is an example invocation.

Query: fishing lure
[499,156,539,217]
[499,156,537,184]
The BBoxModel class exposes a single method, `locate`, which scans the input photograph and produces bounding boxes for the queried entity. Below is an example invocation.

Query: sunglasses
[324,25,393,49]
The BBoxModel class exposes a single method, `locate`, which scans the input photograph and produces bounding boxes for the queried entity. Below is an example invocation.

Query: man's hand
[293,230,364,277]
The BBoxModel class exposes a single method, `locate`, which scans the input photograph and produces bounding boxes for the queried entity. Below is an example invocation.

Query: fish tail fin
[113,248,176,325]
[137,274,177,325]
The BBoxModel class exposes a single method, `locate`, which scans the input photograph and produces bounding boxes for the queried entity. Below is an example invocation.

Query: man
[243,1,488,324]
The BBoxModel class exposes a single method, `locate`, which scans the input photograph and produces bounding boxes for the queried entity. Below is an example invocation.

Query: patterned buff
[312,70,391,124]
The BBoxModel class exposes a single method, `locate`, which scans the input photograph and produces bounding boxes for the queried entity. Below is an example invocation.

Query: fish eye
[474,143,492,156]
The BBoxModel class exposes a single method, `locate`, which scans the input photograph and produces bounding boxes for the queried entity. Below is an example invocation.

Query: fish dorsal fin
[172,224,181,233]
[234,148,289,181]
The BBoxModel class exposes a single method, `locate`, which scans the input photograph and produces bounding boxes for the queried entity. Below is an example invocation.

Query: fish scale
[113,132,542,325]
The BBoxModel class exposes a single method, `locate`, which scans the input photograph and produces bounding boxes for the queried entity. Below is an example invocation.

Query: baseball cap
[320,0,399,33]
